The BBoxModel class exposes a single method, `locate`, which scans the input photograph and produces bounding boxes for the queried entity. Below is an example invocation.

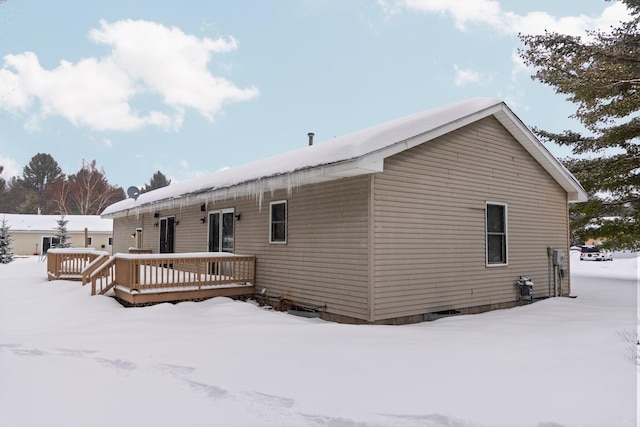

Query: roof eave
[101,158,384,219]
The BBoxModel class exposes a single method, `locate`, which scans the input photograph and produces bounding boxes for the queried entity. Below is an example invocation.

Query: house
[101,98,587,324]
[1,214,114,256]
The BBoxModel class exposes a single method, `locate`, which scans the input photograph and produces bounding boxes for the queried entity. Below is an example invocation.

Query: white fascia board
[326,158,384,177]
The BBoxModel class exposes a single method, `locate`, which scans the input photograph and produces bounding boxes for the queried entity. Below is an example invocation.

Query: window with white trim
[486,202,507,265]
[269,200,287,243]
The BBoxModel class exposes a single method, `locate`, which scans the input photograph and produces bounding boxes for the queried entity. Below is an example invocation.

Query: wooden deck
[48,250,256,305]
[47,248,110,282]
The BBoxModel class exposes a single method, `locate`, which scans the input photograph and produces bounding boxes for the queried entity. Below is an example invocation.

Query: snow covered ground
[0,251,637,427]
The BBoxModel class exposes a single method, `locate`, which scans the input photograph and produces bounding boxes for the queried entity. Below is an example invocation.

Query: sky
[0,0,633,191]
[0,251,637,426]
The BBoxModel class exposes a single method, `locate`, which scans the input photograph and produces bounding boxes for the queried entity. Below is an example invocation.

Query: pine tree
[0,216,14,264]
[54,215,71,248]
[141,170,171,193]
[519,0,640,250]
[18,153,64,214]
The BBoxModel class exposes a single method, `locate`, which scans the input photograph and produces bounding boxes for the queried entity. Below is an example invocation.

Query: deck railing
[90,252,256,296]
[87,255,116,295]
[47,248,110,281]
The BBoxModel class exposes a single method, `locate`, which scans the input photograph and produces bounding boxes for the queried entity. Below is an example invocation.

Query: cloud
[509,50,528,81]
[396,0,631,35]
[0,155,20,180]
[377,0,403,20]
[0,19,259,132]
[453,65,481,87]
[389,0,633,106]
[401,0,502,31]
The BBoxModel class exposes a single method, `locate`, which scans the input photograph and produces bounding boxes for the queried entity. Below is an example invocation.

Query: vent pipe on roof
[308,132,314,146]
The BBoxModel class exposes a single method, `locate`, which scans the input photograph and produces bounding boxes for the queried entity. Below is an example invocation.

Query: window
[136,228,143,249]
[208,209,234,253]
[270,201,287,243]
[486,203,507,266]
[86,236,93,246]
[108,237,113,246]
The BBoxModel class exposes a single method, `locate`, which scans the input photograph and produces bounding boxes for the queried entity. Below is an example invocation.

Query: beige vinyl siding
[112,212,161,254]
[173,204,210,253]
[113,204,219,254]
[112,216,139,254]
[372,116,570,320]
[236,176,371,320]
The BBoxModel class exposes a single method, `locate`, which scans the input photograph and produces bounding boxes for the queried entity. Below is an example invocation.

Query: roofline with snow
[101,99,587,219]
[102,158,384,219]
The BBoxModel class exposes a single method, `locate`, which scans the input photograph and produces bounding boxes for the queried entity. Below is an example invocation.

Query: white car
[598,249,614,261]
[580,246,613,261]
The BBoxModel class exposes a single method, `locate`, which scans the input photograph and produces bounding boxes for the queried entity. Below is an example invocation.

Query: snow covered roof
[1,214,113,233]
[102,98,587,218]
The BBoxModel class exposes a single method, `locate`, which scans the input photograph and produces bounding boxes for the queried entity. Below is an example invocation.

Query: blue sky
[0,0,631,190]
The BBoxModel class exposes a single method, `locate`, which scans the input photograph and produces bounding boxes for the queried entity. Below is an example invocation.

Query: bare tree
[43,178,71,215]
[67,159,125,215]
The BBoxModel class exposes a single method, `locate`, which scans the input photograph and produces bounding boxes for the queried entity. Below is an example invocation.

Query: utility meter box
[552,249,564,266]
[516,277,534,298]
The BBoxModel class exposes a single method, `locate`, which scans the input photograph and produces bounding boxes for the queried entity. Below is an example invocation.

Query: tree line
[0,153,171,215]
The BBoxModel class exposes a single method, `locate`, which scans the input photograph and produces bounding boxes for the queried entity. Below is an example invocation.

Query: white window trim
[269,200,287,244]
[485,201,508,267]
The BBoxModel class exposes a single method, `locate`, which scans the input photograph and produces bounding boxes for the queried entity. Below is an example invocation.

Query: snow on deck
[116,282,252,295]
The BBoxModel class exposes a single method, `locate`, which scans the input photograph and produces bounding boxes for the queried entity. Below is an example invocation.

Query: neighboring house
[1,214,114,256]
[102,98,587,324]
